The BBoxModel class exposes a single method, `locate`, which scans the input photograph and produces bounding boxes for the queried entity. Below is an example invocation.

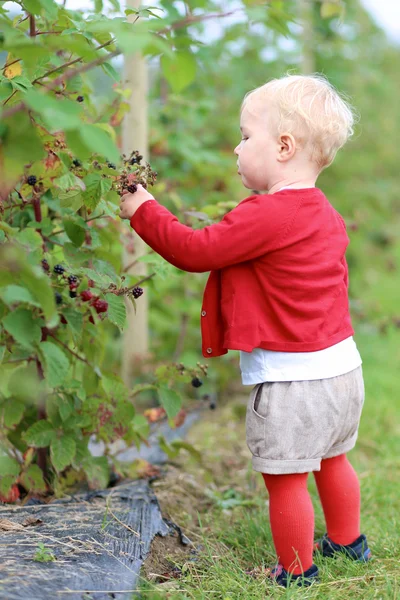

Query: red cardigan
[130,188,354,358]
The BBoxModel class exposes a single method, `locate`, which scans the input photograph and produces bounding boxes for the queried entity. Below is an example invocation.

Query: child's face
[234,101,279,192]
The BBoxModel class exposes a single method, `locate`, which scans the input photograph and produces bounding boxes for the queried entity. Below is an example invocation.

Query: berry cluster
[114,150,158,197]
[27,175,37,186]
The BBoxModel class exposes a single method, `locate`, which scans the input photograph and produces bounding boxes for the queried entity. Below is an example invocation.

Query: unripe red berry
[93,299,108,313]
[80,290,93,302]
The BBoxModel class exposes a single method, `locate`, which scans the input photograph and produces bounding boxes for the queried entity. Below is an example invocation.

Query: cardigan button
[206,347,212,354]
[201,310,206,317]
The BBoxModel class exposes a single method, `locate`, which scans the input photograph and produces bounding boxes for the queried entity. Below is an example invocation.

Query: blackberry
[132,286,143,299]
[54,264,65,275]
[55,292,63,305]
[77,95,84,102]
[107,162,116,169]
[191,377,203,388]
[69,290,77,298]
[72,159,81,167]
[68,275,78,284]
[129,158,138,165]
[27,175,37,186]
[127,184,137,194]
[209,401,216,410]
[41,259,50,272]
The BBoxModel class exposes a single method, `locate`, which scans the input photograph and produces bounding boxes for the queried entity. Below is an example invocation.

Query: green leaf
[58,395,74,422]
[59,190,83,211]
[20,464,46,492]
[79,124,120,164]
[0,112,44,185]
[0,245,58,328]
[82,456,109,489]
[3,401,25,428]
[104,293,126,330]
[0,285,40,308]
[10,76,33,93]
[2,308,42,350]
[157,386,182,420]
[24,89,82,131]
[0,475,17,495]
[39,341,70,388]
[82,173,103,211]
[161,52,197,93]
[63,218,86,247]
[0,455,20,477]
[62,307,83,341]
[101,61,120,82]
[23,420,56,447]
[50,435,76,472]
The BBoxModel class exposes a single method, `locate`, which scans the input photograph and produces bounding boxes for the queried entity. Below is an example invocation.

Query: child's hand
[119,184,155,220]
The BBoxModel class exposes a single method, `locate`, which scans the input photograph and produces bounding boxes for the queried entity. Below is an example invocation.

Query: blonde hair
[242,74,358,170]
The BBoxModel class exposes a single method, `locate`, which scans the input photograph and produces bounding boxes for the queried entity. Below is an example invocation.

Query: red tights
[261,453,361,574]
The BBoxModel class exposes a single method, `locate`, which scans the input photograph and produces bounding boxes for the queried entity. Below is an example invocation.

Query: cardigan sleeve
[129,195,302,273]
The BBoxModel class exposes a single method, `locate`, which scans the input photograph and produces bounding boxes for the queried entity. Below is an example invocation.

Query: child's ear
[277,133,296,162]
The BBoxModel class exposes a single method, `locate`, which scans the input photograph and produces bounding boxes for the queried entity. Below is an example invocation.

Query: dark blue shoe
[246,563,319,587]
[269,563,319,587]
[314,533,372,562]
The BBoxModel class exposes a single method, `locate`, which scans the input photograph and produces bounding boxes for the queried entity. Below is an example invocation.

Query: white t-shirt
[239,185,362,384]
[240,336,362,384]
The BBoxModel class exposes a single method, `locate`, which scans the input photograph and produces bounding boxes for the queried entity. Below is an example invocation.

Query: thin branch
[33,38,116,83]
[50,212,109,236]
[2,90,17,107]
[1,9,243,121]
[3,58,22,69]
[48,333,92,367]
[29,13,36,37]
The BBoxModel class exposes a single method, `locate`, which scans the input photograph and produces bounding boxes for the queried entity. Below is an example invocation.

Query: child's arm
[119,185,301,273]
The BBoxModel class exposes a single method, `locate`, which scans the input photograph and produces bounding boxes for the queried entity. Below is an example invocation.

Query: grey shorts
[245,366,365,475]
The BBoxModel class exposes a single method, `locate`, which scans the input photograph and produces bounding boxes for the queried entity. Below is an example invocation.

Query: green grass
[136,325,400,599]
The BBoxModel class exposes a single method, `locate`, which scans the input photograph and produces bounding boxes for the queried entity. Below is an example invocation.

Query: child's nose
[234,145,240,155]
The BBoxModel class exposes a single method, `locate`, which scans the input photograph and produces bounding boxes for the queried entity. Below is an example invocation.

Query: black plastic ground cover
[0,480,183,600]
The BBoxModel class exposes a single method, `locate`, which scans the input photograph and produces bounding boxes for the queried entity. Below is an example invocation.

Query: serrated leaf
[62,307,83,341]
[0,455,20,477]
[58,395,74,421]
[82,173,103,211]
[20,464,46,492]
[63,218,86,247]
[157,386,182,420]
[50,435,76,472]
[23,420,56,447]
[104,293,126,330]
[3,401,25,428]
[160,52,197,93]
[2,308,42,350]
[59,190,83,211]
[40,341,70,388]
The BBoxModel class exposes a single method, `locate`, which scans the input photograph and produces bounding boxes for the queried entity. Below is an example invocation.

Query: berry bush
[0,1,211,502]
